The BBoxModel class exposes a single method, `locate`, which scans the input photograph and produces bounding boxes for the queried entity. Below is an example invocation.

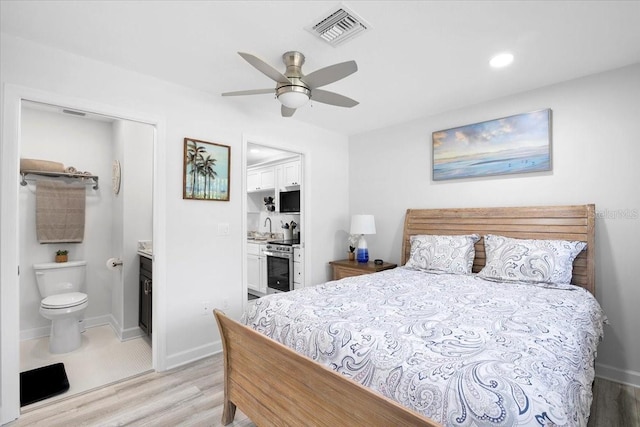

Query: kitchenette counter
[247,238,269,243]
[247,231,281,243]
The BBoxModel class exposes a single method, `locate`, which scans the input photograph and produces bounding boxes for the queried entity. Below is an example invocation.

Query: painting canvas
[183,138,230,201]
[432,109,551,181]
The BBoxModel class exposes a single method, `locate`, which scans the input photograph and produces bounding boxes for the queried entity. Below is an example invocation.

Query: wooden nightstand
[329,259,397,280]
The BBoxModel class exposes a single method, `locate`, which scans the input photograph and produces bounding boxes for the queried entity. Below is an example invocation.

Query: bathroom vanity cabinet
[139,255,152,336]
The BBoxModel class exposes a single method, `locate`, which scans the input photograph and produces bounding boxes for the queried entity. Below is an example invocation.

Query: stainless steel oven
[263,242,294,294]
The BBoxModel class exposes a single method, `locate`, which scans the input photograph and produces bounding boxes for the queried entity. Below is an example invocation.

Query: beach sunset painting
[432,109,551,180]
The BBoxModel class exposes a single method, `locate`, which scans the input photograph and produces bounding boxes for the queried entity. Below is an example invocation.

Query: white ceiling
[2,1,639,136]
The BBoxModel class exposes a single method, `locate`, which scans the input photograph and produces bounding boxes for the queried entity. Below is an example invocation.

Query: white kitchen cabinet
[281,160,301,187]
[247,243,267,294]
[247,167,275,192]
[247,253,261,293]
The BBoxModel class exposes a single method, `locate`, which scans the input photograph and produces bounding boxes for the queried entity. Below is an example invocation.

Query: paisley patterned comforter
[243,267,605,426]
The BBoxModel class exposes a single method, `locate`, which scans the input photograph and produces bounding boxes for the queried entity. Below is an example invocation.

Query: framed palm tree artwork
[183,138,230,201]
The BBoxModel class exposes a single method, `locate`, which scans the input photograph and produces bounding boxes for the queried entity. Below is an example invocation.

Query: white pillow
[405,234,480,274]
[478,234,587,286]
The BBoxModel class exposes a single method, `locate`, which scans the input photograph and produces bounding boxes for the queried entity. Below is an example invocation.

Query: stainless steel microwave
[279,190,300,213]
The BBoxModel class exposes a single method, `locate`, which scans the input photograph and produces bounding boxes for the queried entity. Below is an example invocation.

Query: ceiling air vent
[306,5,371,47]
[62,109,86,117]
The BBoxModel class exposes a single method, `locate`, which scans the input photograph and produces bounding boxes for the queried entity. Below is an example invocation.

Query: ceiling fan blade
[311,89,359,108]
[238,52,290,84]
[303,60,357,89]
[281,105,296,117]
[221,88,274,97]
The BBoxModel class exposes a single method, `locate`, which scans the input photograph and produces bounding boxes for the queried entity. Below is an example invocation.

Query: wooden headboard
[401,205,596,295]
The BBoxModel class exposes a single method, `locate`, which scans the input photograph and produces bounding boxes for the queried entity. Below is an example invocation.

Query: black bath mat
[20,362,69,407]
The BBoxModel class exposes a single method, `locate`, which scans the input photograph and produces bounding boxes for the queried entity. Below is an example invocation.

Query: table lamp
[350,214,376,263]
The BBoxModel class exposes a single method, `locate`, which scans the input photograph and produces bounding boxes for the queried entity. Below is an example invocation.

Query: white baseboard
[21,314,119,341]
[20,325,49,341]
[106,313,145,341]
[165,340,222,371]
[83,314,112,329]
[596,362,640,388]
[120,325,145,341]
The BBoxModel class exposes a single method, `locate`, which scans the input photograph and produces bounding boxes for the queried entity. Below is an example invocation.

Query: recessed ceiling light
[490,52,514,68]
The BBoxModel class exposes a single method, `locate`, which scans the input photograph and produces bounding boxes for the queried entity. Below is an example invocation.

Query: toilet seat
[41,292,88,309]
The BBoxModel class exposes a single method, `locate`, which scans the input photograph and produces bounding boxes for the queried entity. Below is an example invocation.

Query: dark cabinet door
[139,257,152,336]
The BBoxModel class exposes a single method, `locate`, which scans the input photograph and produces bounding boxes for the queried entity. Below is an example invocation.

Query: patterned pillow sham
[405,234,480,274]
[477,234,587,286]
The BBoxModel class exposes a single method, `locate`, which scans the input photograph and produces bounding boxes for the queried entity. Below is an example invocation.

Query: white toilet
[33,260,89,354]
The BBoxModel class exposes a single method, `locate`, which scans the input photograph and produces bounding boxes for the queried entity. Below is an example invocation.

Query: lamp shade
[350,215,376,235]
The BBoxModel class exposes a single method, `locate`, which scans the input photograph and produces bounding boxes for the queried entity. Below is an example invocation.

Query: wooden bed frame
[215,204,596,426]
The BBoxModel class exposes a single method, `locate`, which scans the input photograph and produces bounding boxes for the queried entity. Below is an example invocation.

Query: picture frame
[183,138,230,201]
[432,109,551,181]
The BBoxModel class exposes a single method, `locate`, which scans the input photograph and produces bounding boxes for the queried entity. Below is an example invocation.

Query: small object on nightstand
[374,259,383,265]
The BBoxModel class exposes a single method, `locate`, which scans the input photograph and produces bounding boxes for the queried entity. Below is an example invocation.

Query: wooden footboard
[214,309,440,427]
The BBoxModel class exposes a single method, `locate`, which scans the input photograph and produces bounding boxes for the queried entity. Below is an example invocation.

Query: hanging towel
[36,180,86,243]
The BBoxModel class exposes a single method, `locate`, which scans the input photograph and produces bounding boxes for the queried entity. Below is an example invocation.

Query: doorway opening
[1,86,164,423]
[245,142,306,307]
[18,100,154,409]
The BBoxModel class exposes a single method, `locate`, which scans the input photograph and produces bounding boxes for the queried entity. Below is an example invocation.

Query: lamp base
[356,235,369,263]
[356,248,369,263]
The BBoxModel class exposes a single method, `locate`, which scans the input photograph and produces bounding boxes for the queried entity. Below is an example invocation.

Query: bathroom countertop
[137,250,152,259]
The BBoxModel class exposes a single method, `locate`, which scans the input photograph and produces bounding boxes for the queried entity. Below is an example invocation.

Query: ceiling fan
[222,51,359,117]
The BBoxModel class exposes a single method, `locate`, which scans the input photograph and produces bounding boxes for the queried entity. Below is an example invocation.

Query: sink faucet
[264,217,272,233]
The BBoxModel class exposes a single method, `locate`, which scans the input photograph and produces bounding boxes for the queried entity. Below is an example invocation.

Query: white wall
[111,121,126,334]
[122,121,154,332]
[0,31,349,400]
[112,119,154,338]
[19,107,114,337]
[349,63,640,387]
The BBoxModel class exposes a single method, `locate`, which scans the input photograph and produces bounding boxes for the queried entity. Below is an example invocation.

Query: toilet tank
[33,260,87,297]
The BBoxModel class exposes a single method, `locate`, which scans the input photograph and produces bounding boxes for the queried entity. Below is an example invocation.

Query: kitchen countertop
[247,232,281,243]
[247,238,270,243]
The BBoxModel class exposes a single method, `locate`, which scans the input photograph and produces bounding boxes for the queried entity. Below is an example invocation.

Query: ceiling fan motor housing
[279,52,312,93]
[282,51,306,78]
[277,51,312,107]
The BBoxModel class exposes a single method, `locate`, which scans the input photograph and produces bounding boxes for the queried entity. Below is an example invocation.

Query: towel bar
[20,170,99,190]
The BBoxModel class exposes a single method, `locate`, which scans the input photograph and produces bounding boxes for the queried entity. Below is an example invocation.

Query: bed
[215,204,604,426]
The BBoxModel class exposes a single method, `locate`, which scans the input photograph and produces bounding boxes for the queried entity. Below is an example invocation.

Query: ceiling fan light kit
[222,50,359,117]
[277,85,310,109]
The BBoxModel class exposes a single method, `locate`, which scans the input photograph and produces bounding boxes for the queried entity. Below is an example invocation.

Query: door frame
[0,84,167,423]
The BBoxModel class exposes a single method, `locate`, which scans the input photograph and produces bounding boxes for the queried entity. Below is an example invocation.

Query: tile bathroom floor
[20,324,152,411]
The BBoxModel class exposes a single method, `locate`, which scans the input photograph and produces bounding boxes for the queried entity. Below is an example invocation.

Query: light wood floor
[9,353,640,426]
